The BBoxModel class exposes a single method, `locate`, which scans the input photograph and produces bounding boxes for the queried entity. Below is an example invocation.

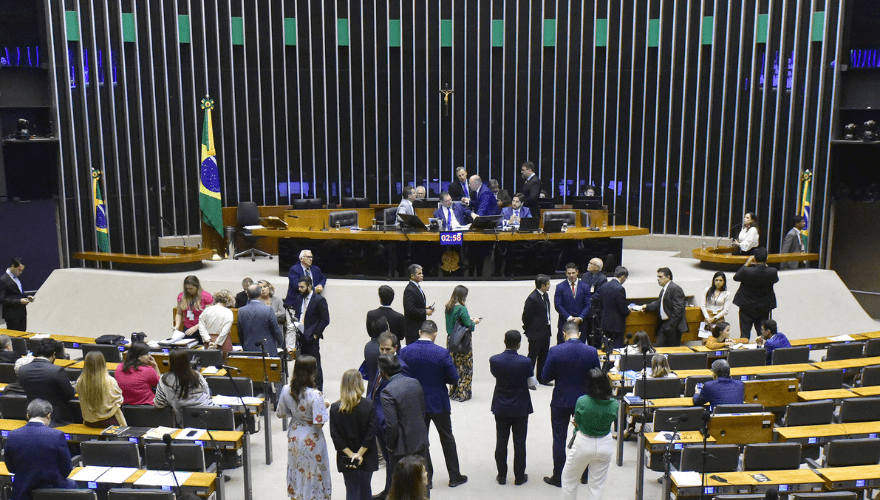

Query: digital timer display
[439,232,463,246]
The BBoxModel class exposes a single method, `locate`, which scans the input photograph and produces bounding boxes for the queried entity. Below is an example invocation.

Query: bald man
[462,175,500,217]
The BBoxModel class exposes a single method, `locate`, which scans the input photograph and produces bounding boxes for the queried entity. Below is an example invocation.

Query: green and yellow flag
[199,96,223,235]
[92,169,109,252]
[799,170,812,249]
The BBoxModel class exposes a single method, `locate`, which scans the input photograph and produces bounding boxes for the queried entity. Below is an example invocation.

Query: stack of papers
[213,395,262,406]
[670,471,702,487]
[143,426,177,440]
[134,470,193,487]
[829,335,855,342]
[71,466,139,484]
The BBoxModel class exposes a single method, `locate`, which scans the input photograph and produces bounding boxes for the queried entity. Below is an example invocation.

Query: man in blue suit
[288,276,330,391]
[490,330,535,486]
[554,263,592,344]
[284,249,326,306]
[399,320,468,488]
[238,284,284,352]
[540,321,600,487]
[500,193,532,225]
[594,266,632,348]
[4,399,77,500]
[693,359,745,411]
[462,175,500,216]
[433,192,473,230]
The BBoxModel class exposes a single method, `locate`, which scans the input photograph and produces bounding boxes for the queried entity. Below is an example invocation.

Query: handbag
[448,321,472,354]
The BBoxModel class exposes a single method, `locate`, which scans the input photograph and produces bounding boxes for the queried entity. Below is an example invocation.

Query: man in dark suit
[520,161,543,216]
[379,353,430,498]
[637,267,688,347]
[4,399,77,500]
[540,321,600,487]
[234,277,253,308]
[692,359,744,412]
[582,258,608,346]
[733,247,779,340]
[490,330,535,486]
[448,166,471,202]
[594,266,632,348]
[370,333,409,500]
[462,175,500,217]
[283,249,326,306]
[402,264,434,345]
[779,215,807,270]
[399,320,468,488]
[553,263,592,344]
[500,193,532,225]
[522,275,553,385]
[238,284,284,353]
[0,258,33,332]
[365,285,406,341]
[17,339,76,427]
[0,335,20,363]
[433,192,474,230]
[288,276,330,390]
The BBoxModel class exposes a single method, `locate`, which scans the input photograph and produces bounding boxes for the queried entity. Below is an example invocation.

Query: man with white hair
[284,249,326,306]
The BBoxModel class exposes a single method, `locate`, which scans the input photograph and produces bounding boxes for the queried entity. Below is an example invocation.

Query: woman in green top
[561,368,618,500]
[444,285,481,402]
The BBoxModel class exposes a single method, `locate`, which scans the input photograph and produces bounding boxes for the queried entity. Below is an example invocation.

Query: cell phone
[185,429,199,437]
[709,475,728,483]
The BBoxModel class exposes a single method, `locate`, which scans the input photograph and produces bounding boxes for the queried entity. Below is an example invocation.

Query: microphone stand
[661,418,685,500]
[192,411,228,500]
[700,411,711,500]
[257,341,274,465]
[163,437,182,497]
[615,334,633,466]
[634,348,650,500]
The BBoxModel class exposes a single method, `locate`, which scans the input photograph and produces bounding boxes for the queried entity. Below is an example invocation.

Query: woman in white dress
[701,271,731,328]
[277,355,331,500]
[732,212,759,255]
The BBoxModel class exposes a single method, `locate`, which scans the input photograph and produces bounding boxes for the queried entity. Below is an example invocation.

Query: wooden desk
[811,356,880,374]
[776,420,880,444]
[72,247,213,272]
[692,246,820,270]
[798,388,855,401]
[858,331,880,339]
[731,363,816,380]
[790,334,868,349]
[673,469,824,497]
[67,361,119,371]
[815,464,880,491]
[66,466,217,498]
[743,378,800,408]
[0,328,115,351]
[707,412,775,445]
[644,431,715,452]
[850,386,880,397]
[171,308,240,345]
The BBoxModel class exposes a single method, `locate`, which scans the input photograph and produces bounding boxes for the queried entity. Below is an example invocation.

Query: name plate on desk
[439,231,463,246]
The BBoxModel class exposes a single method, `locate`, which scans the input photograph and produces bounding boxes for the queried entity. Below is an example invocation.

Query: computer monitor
[470,215,502,230]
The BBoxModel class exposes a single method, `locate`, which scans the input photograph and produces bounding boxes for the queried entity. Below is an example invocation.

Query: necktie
[305,268,312,281]
[447,208,453,229]
[659,287,668,320]
[542,293,551,324]
[515,209,519,219]
[571,281,576,298]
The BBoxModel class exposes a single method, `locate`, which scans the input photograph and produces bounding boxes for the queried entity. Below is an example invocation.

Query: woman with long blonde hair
[76,351,126,427]
[330,369,378,500]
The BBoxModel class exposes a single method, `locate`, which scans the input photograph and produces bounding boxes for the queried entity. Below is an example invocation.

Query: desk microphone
[216,364,242,373]
[255,339,267,347]
[162,433,174,459]
[764,488,778,500]
[667,414,689,424]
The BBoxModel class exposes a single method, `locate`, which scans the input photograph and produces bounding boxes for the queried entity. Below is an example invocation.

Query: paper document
[201,366,219,375]
[96,467,139,484]
[670,471,702,487]
[213,395,262,406]
[134,470,193,487]
[143,426,177,440]
[71,466,110,482]
[829,335,855,342]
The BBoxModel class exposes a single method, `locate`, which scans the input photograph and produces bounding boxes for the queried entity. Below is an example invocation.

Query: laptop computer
[396,213,428,231]
[470,215,503,230]
[543,219,567,233]
[517,217,540,232]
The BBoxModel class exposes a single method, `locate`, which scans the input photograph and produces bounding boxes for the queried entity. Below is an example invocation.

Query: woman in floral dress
[277,354,331,499]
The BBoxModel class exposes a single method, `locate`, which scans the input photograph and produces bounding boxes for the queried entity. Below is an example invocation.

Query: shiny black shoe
[449,475,468,488]
[496,474,506,485]
[514,474,529,486]
[543,475,562,487]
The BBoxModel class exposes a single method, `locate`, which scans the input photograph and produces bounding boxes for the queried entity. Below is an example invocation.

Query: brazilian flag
[92,169,109,252]
[199,96,223,235]
[799,170,812,249]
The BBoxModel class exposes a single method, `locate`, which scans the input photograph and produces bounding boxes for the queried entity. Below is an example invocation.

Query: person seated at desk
[693,359,744,412]
[703,322,748,350]
[612,331,655,372]
[755,319,790,365]
[0,334,21,363]
[174,275,214,345]
[396,186,417,227]
[76,351,126,428]
[17,339,77,427]
[154,349,215,426]
[433,192,473,230]
[4,399,78,500]
[501,193,532,227]
[647,354,676,379]
[115,341,160,406]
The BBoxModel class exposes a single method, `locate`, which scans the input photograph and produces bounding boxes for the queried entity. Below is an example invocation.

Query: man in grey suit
[636,267,688,347]
[379,354,429,498]
[780,215,807,270]
[237,284,283,354]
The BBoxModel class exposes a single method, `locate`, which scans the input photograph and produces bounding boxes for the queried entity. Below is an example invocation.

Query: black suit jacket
[489,349,534,417]
[448,179,472,202]
[329,398,379,472]
[381,373,429,457]
[17,358,77,426]
[5,421,74,500]
[645,281,689,334]
[290,292,331,345]
[521,174,543,215]
[402,282,429,344]
[366,306,406,341]
[594,278,630,333]
[521,289,551,341]
[733,264,779,313]
[0,273,26,324]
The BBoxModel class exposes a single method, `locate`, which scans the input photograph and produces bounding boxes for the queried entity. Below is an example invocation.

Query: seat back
[383,207,398,225]
[81,440,141,468]
[186,349,224,369]
[666,352,709,371]
[652,407,707,432]
[800,369,844,391]
[144,442,207,472]
[825,342,865,361]
[823,438,880,467]
[0,363,16,383]
[206,376,254,397]
[771,346,810,365]
[107,489,176,500]
[707,412,775,445]
[839,396,880,423]
[307,198,323,209]
[542,210,576,225]
[10,337,27,356]
[65,367,83,382]
[0,394,29,420]
[743,378,799,408]
[712,403,764,414]
[122,405,175,427]
[634,377,681,399]
[678,444,740,473]
[181,405,235,430]
[861,364,880,387]
[291,199,309,210]
[727,348,767,368]
[237,201,261,226]
[328,210,359,228]
[32,490,98,500]
[684,375,714,397]
[742,443,801,471]
[865,338,880,358]
[783,399,835,426]
[620,352,651,372]
[82,343,124,363]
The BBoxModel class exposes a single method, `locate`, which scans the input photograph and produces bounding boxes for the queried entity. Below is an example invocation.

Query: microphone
[255,339,267,347]
[216,364,242,373]
[702,410,711,424]
[162,433,173,458]
[625,332,633,341]
[728,223,742,238]
[764,487,779,500]
[191,409,209,418]
[667,414,690,424]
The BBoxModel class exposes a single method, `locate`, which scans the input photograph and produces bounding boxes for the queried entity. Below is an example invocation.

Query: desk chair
[808,438,880,468]
[789,493,858,500]
[82,343,124,363]
[81,440,141,468]
[206,376,254,397]
[341,197,370,208]
[837,396,880,423]
[328,210,359,228]
[727,348,767,368]
[712,403,764,414]
[122,405,175,427]
[684,375,714,397]
[107,489,176,500]
[383,207,398,226]
[678,444,740,473]
[186,349,224,369]
[65,367,82,382]
[542,210,576,226]
[742,442,801,470]
[32,490,98,500]
[144,442,213,472]
[652,407,707,432]
[620,353,652,372]
[782,399,835,427]
[234,201,272,261]
[182,405,235,431]
[9,337,27,356]
[823,342,865,361]
[0,363,16,383]
[771,346,811,365]
[860,364,880,387]
[667,352,709,371]
[292,199,309,210]
[865,338,880,358]
[0,394,29,420]
[800,369,845,391]
[634,377,682,399]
